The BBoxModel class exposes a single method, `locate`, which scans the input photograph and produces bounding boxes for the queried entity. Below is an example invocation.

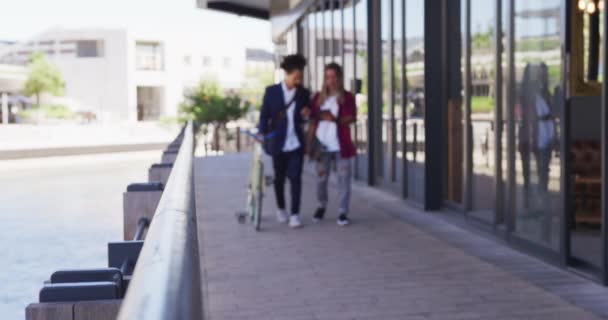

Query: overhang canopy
[199,0,317,43]
[198,0,271,20]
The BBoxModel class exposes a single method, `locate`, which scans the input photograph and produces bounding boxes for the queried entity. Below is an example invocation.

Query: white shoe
[276,209,288,224]
[289,215,303,228]
[337,214,351,227]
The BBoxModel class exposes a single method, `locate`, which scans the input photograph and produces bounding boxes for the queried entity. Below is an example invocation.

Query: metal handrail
[117,120,202,320]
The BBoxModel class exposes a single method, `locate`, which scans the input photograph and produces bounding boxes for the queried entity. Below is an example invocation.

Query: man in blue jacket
[258,54,311,228]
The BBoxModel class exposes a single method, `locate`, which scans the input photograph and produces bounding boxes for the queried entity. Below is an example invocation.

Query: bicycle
[235,130,274,231]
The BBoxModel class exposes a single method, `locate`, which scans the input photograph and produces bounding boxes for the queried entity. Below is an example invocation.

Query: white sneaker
[337,214,351,227]
[288,215,303,228]
[276,209,288,224]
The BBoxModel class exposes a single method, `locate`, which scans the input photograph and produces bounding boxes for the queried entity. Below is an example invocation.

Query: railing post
[1,93,8,125]
[236,126,241,152]
[118,121,202,320]
[413,122,418,162]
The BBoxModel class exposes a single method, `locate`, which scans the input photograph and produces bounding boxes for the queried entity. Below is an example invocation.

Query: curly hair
[280,54,307,73]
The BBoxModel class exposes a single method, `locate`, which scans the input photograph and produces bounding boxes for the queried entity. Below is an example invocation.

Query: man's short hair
[280,54,307,73]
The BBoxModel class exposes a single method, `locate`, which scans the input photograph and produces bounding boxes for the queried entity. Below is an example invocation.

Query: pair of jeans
[316,152,352,215]
[272,148,304,215]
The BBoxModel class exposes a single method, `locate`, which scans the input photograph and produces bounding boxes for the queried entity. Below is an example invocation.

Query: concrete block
[123,190,162,240]
[161,150,178,164]
[74,300,121,320]
[148,163,173,187]
[26,302,73,320]
[39,282,120,302]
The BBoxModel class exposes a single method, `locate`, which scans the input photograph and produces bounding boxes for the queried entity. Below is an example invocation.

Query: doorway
[136,86,163,121]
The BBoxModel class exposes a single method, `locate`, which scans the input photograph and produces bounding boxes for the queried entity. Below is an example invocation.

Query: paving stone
[195,153,604,320]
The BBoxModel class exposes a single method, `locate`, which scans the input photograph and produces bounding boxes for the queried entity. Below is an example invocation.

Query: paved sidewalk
[195,153,602,320]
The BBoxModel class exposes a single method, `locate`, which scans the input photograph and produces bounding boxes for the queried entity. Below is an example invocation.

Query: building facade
[0,27,248,123]
[206,0,608,285]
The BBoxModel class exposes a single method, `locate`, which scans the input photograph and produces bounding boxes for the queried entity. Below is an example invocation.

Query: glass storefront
[468,0,497,222]
[511,0,563,251]
[354,0,369,182]
[405,0,425,203]
[283,0,608,284]
[381,0,392,186]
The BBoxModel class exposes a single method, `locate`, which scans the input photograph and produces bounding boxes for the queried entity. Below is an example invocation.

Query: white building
[0,27,248,123]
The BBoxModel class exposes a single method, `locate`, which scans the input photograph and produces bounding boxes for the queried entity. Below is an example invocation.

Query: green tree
[180,80,250,150]
[23,53,65,108]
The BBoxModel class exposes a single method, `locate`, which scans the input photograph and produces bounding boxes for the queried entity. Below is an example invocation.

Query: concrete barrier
[160,150,178,164]
[122,183,163,240]
[26,303,73,320]
[26,300,121,320]
[148,163,173,186]
[74,300,121,320]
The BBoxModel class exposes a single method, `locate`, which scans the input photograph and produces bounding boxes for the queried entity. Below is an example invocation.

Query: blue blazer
[258,83,311,155]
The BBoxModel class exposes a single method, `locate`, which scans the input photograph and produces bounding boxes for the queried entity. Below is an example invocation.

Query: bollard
[122,183,163,240]
[148,163,172,188]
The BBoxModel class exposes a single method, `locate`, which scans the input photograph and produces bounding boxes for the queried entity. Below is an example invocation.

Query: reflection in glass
[569,2,604,268]
[394,0,404,185]
[405,0,425,202]
[344,1,356,93]
[315,3,325,91]
[381,0,391,182]
[333,0,343,64]
[306,11,316,91]
[354,0,369,181]
[513,0,562,250]
[469,0,496,222]
[324,1,333,61]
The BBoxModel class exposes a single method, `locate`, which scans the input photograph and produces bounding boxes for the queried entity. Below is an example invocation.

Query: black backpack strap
[269,92,297,131]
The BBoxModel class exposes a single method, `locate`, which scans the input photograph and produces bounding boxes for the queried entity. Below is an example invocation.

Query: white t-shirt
[316,95,340,152]
[281,81,300,152]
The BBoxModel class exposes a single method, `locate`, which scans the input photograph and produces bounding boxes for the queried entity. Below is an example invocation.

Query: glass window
[325,1,333,60]
[405,0,425,202]
[301,15,310,88]
[307,11,317,91]
[344,1,356,93]
[394,0,404,185]
[582,2,603,82]
[76,40,103,58]
[136,41,163,71]
[183,55,192,66]
[468,0,496,221]
[333,0,343,63]
[315,2,325,91]
[512,0,562,251]
[381,0,392,183]
[354,0,369,181]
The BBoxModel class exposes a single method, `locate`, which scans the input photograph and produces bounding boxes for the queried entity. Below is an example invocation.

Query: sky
[0,0,274,50]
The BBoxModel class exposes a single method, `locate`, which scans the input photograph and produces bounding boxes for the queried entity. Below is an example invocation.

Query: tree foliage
[23,53,65,107]
[179,80,251,150]
[179,80,250,125]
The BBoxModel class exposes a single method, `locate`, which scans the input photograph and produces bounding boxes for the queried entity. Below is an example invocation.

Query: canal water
[0,151,159,319]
